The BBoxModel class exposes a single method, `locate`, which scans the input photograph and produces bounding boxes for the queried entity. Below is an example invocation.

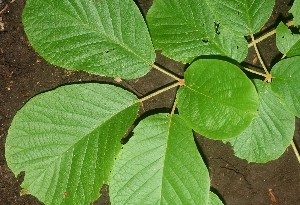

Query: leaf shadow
[191,55,240,66]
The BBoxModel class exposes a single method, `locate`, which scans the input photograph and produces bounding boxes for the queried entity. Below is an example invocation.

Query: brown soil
[1,0,300,205]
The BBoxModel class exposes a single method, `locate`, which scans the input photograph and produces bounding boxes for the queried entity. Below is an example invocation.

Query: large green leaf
[271,57,300,117]
[208,192,224,205]
[110,114,210,205]
[290,0,300,26]
[6,83,140,205]
[23,0,155,79]
[229,80,295,163]
[177,59,259,140]
[276,22,300,57]
[147,0,274,63]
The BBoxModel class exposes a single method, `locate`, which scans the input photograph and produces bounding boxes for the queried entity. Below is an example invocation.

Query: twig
[0,0,18,14]
[0,0,17,15]
[0,4,8,15]
[137,82,181,103]
[291,140,300,163]
[250,34,270,76]
[152,63,182,82]
[248,30,276,47]
[240,66,267,77]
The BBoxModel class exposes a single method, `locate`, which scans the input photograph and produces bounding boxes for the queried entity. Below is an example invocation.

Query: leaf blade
[229,80,295,163]
[177,59,259,139]
[271,56,300,117]
[6,83,140,205]
[23,0,155,79]
[209,0,275,35]
[110,114,210,205]
[276,22,300,57]
[290,0,300,26]
[146,0,274,62]
[208,192,224,205]
[146,0,248,63]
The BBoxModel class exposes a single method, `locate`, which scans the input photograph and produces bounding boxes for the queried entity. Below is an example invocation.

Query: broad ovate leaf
[177,59,259,139]
[23,0,155,79]
[110,114,210,205]
[229,80,295,163]
[271,56,300,117]
[6,83,140,205]
[290,0,300,26]
[147,0,274,63]
[208,192,224,205]
[276,22,300,57]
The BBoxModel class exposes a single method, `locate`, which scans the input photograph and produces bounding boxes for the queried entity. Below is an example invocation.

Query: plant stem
[170,99,178,115]
[248,30,276,47]
[152,64,182,82]
[291,140,300,163]
[240,66,267,77]
[250,34,270,76]
[137,82,181,103]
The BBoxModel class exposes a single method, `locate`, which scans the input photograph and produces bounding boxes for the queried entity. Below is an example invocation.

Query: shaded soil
[0,0,300,204]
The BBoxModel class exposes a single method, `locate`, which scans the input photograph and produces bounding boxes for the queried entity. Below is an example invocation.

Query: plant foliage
[177,59,258,139]
[111,114,210,205]
[276,22,300,57]
[228,80,295,162]
[22,0,155,79]
[5,0,300,204]
[6,84,140,204]
[146,0,274,62]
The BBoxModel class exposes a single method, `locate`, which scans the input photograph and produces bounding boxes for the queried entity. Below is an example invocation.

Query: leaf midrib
[62,102,139,159]
[20,102,139,191]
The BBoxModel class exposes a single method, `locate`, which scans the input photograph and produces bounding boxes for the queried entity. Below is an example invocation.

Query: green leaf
[146,0,274,63]
[110,114,210,205]
[146,0,246,63]
[23,0,155,79]
[276,22,300,57]
[5,83,140,205]
[229,80,295,163]
[208,192,224,205]
[271,56,300,117]
[290,0,300,26]
[210,0,275,35]
[177,59,259,140]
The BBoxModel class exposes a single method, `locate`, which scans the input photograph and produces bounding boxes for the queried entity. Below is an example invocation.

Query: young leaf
[146,0,248,63]
[22,0,155,79]
[290,0,300,26]
[276,22,300,57]
[228,80,295,163]
[177,59,259,140]
[110,114,210,205]
[271,56,300,117]
[5,84,140,205]
[208,192,224,205]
